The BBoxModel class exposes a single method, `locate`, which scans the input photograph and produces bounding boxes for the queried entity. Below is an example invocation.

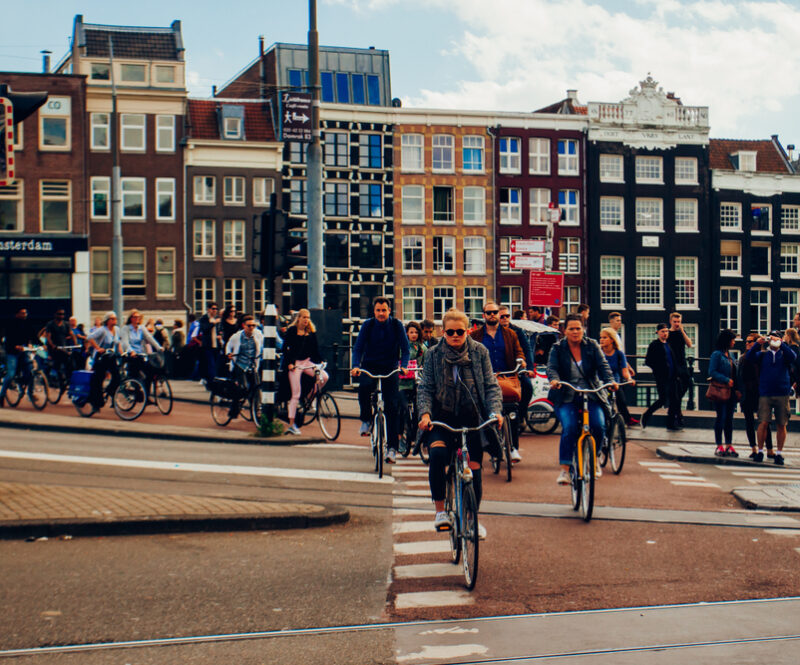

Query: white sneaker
[359,421,370,436]
[477,524,487,540]
[385,448,396,464]
[510,448,522,463]
[557,470,571,485]
[595,464,603,478]
[434,511,452,532]
[286,424,301,435]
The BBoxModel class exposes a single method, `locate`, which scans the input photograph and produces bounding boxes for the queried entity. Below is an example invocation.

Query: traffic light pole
[306,0,324,310]
[109,37,123,317]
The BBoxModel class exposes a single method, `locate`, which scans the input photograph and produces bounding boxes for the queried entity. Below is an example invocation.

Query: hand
[757,336,766,345]
[728,379,734,387]
[227,354,233,360]
[550,380,561,389]
[419,413,432,431]
[288,364,294,371]
[496,414,504,430]
[527,371,535,378]
[629,379,636,387]
[400,367,408,375]
[350,367,361,377]
[610,382,619,391]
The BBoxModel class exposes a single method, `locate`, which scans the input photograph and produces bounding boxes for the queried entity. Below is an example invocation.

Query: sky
[2,0,800,142]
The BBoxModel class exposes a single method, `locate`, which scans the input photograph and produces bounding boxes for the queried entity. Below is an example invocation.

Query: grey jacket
[417,336,502,420]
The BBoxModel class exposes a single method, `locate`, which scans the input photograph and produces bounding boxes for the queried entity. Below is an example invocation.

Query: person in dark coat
[642,323,682,431]
[737,333,772,460]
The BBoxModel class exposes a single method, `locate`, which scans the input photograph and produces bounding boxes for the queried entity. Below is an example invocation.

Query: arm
[416,348,435,423]
[351,321,369,371]
[708,351,731,384]
[479,345,503,417]
[225,332,237,357]
[782,342,797,364]
[398,319,410,369]
[141,328,163,352]
[594,341,615,386]
[681,327,693,348]
[546,342,561,386]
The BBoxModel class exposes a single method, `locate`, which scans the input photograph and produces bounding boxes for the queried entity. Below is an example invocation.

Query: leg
[587,400,607,449]
[616,388,633,423]
[743,400,757,450]
[428,439,449,513]
[517,374,533,440]
[382,373,400,452]
[357,374,376,424]
[713,402,725,447]
[556,402,580,468]
[466,430,484,507]
[287,367,303,424]
[0,353,19,403]
[723,398,735,447]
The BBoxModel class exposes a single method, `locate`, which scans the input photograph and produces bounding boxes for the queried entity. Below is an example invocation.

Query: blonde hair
[442,308,468,329]
[785,327,800,345]
[290,308,316,333]
[600,327,622,352]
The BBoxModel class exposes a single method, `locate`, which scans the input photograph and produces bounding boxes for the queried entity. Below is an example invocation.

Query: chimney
[566,89,578,101]
[41,50,52,73]
[788,144,796,161]
[212,85,217,97]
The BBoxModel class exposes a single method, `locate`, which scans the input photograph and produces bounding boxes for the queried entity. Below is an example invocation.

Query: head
[745,332,760,350]
[188,313,196,324]
[69,316,77,328]
[608,312,622,331]
[528,306,541,320]
[373,297,391,323]
[442,309,469,348]
[498,305,512,328]
[482,301,500,327]
[15,307,28,320]
[421,319,435,341]
[222,305,236,320]
[103,311,117,329]
[564,313,584,344]
[207,303,218,317]
[405,321,422,343]
[715,329,737,351]
[785,328,800,346]
[54,309,66,323]
[292,308,316,333]
[669,312,682,329]
[173,319,183,329]
[93,316,102,327]
[241,315,256,336]
[126,309,142,327]
[145,318,155,330]
[794,311,800,328]
[546,315,560,329]
[577,304,590,321]
[512,309,524,320]
[769,330,784,349]
[656,322,670,342]
[599,327,621,352]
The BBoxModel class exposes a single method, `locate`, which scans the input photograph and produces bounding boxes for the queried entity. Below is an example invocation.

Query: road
[1,422,799,663]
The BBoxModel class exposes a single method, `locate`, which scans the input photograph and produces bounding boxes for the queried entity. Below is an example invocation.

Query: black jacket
[645,339,674,384]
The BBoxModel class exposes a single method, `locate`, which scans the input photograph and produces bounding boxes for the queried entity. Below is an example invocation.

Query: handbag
[497,373,522,403]
[705,356,734,402]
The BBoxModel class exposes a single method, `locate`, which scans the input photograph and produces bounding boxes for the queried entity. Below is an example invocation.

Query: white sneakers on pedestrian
[434,511,452,532]
[359,421,370,436]
[286,424,301,435]
[385,448,396,464]
[557,470,571,485]
[510,448,522,463]
[477,523,487,540]
[596,463,602,478]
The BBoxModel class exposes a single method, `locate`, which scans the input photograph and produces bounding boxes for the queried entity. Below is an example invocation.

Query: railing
[587,102,710,129]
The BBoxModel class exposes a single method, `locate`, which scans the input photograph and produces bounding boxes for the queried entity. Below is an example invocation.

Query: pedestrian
[608,311,625,350]
[88,316,102,335]
[746,330,796,465]
[170,319,186,378]
[225,315,263,418]
[86,311,121,412]
[577,304,590,331]
[220,305,240,348]
[527,306,544,323]
[737,333,773,460]
[793,311,800,331]
[199,303,222,383]
[283,309,328,435]
[421,319,438,349]
[598,327,637,426]
[512,310,525,321]
[641,323,682,431]
[783,327,800,392]
[667,312,693,428]
[709,329,740,457]
[145,317,156,335]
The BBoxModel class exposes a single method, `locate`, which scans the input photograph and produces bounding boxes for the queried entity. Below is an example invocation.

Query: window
[90,62,110,80]
[156,178,175,220]
[402,287,425,321]
[90,113,109,150]
[463,187,485,224]
[635,156,663,183]
[155,65,175,84]
[500,286,523,313]
[529,188,550,225]
[432,135,454,172]
[464,286,485,320]
[720,240,741,275]
[290,141,308,164]
[499,137,521,173]
[675,157,698,184]
[780,289,800,330]
[359,134,382,168]
[752,204,771,233]
[223,278,245,313]
[402,236,424,273]
[39,96,70,150]
[351,74,366,104]
[324,182,349,217]
[319,72,333,102]
[194,278,216,313]
[499,237,523,274]
[156,248,175,297]
[291,180,307,215]
[463,237,486,274]
[675,257,698,308]
[720,287,740,333]
[324,131,349,167]
[336,72,350,103]
[529,138,550,175]
[223,220,245,259]
[122,248,146,297]
[462,136,484,172]
[557,139,579,175]
[500,188,521,225]
[326,283,349,315]
[401,134,423,172]
[253,279,270,316]
[156,115,175,152]
[120,114,145,151]
[720,202,741,230]
[40,180,70,232]
[223,116,242,140]
[359,183,382,218]
[737,151,757,171]
[367,75,381,105]
[193,219,215,258]
[635,198,663,231]
[433,286,455,322]
[432,236,455,273]
[91,248,110,297]
[675,199,698,232]
[558,237,580,274]
[559,190,579,225]
[563,286,581,315]
[401,185,424,224]
[324,233,349,268]
[636,257,663,309]
[350,234,383,269]
[599,154,623,182]
[782,205,800,233]
[751,288,770,332]
[121,178,145,220]
[0,182,23,231]
[90,177,109,219]
[253,178,273,206]
[751,243,771,279]
[194,176,215,204]
[432,186,454,223]
[600,197,624,230]
[120,64,146,82]
[223,177,245,206]
[600,256,624,308]
[780,243,800,277]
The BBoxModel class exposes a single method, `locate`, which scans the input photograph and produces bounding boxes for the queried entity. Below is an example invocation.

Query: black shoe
[641,412,650,430]
[754,452,764,463]
[774,454,785,466]
[666,425,681,431]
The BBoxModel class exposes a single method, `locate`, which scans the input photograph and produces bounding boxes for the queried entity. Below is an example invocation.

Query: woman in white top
[120,309,163,392]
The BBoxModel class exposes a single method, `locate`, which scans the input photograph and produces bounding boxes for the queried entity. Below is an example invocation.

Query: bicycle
[492,360,524,482]
[210,358,260,427]
[285,361,341,441]
[597,380,634,474]
[43,345,82,404]
[358,368,402,479]
[6,346,50,411]
[398,366,422,458]
[113,352,173,421]
[526,367,558,434]
[69,350,120,418]
[427,416,498,590]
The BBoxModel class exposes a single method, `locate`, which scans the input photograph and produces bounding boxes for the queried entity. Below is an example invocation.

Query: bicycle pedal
[435,524,453,533]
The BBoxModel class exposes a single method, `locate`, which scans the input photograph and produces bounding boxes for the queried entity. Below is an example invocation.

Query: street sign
[510,254,545,270]
[281,92,312,142]
[528,270,564,308]
[509,239,545,254]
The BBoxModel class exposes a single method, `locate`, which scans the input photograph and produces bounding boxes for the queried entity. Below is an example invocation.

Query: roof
[533,97,588,115]
[709,137,792,173]
[77,18,184,61]
[186,99,277,142]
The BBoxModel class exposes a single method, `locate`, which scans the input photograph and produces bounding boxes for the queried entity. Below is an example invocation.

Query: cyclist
[398,321,425,453]
[120,309,164,394]
[225,315,264,412]
[0,307,39,407]
[548,313,617,485]
[498,304,535,457]
[351,297,409,464]
[86,311,122,413]
[418,308,503,536]
[283,308,328,435]
[44,309,78,378]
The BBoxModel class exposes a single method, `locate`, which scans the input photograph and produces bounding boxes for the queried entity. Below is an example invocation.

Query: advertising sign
[528,271,564,308]
[281,92,312,142]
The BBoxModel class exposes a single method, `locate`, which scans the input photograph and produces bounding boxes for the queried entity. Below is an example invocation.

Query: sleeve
[782,342,797,364]
[118,326,130,352]
[398,320,410,368]
[225,332,237,356]
[546,342,561,383]
[708,352,730,384]
[517,329,535,368]
[479,345,503,417]
[351,320,369,368]
[416,348,435,417]
[594,342,614,384]
[142,328,163,352]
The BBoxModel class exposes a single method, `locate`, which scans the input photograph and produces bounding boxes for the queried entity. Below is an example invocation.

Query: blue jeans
[556,399,606,466]
[1,353,32,401]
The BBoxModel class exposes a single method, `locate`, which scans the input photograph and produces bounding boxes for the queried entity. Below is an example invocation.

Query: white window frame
[751,287,770,333]
[401,235,425,274]
[401,185,424,225]
[781,205,800,234]
[223,219,246,260]
[780,242,800,278]
[432,236,456,274]
[599,154,623,182]
[529,188,550,225]
[463,186,486,225]
[402,286,425,322]
[432,186,455,224]
[120,113,146,152]
[635,325,658,372]
[0,181,24,232]
[193,219,215,259]
[751,203,772,234]
[223,278,245,313]
[155,115,175,152]
[635,156,663,184]
[635,198,663,231]
[120,63,147,83]
[720,202,742,231]
[751,242,771,281]
[90,247,110,297]
[500,286,523,313]
[780,289,800,330]
[600,256,624,309]
[600,196,624,231]
[39,180,71,232]
[193,176,215,205]
[462,135,484,173]
[675,157,698,184]
[738,151,757,172]
[674,198,698,232]
[154,64,176,84]
[433,286,456,323]
[463,236,486,275]
[558,237,580,274]
[194,277,216,313]
[324,131,349,168]
[223,176,245,206]
[500,188,521,225]
[253,279,270,317]
[720,240,742,276]
[499,237,523,275]
[559,190,579,226]
[674,257,698,309]
[90,177,110,220]
[432,135,454,173]
[499,137,521,174]
[155,178,175,221]
[557,139,579,175]
[122,247,146,298]
[401,134,424,173]
[121,177,145,221]
[155,247,175,298]
[38,96,71,151]
[90,112,109,151]
[564,285,581,315]
[529,138,550,175]
[223,116,242,140]
[253,177,273,206]
[358,133,383,169]
[464,286,485,321]
[720,287,740,334]
[635,256,663,310]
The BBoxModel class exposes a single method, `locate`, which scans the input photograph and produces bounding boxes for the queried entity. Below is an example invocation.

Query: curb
[731,487,800,513]
[657,446,794,468]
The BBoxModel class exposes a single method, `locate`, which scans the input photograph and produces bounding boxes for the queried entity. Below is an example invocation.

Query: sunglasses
[499,314,511,319]
[244,323,256,328]
[484,310,499,315]
[444,328,466,337]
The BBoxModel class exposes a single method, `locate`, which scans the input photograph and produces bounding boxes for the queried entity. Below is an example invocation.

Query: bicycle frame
[358,367,402,476]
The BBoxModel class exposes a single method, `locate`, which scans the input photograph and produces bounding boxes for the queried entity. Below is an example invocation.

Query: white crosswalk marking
[394,563,461,579]
[394,540,452,555]
[670,480,721,488]
[394,590,474,609]
[393,521,432,534]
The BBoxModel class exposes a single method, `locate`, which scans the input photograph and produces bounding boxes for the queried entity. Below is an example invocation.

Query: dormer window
[224,117,242,139]
[734,151,757,172]
[218,105,245,140]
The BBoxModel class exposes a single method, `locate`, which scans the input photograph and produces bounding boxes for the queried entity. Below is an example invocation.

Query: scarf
[436,341,476,416]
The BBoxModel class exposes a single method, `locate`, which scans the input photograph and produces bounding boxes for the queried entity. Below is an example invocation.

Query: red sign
[528,271,564,308]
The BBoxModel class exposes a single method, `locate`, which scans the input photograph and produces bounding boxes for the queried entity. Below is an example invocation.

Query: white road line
[392,496,428,505]
[660,474,707,481]
[730,471,800,479]
[394,590,474,609]
[649,468,694,475]
[669,480,721,488]
[639,461,682,467]
[396,644,488,663]
[399,481,430,488]
[393,509,430,517]
[395,489,430,497]
[795,548,800,555]
[392,468,429,475]
[764,529,800,537]
[745,514,799,525]
[394,540,451,556]
[394,563,462,579]
[393,521,433,534]
[0,450,391,485]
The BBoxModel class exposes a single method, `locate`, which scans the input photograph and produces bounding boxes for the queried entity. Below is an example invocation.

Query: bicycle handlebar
[294,361,328,372]
[21,345,45,353]
[358,368,402,380]
[427,417,499,434]
[555,380,631,393]
[495,359,525,377]
[56,345,82,351]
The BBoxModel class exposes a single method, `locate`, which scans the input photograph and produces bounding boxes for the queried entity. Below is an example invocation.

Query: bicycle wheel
[114,378,146,421]
[446,467,460,565]
[399,404,414,456]
[502,417,513,482]
[29,371,49,410]
[251,391,264,426]
[461,484,479,590]
[527,401,558,434]
[570,448,581,511]
[5,376,23,407]
[153,376,173,415]
[373,413,385,478]
[210,393,233,427]
[580,436,596,522]
[317,393,340,441]
[609,414,627,475]
[73,396,95,417]
[598,431,609,468]
[46,369,65,404]
[240,390,254,422]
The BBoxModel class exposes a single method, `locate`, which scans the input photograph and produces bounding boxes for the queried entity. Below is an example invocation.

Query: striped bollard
[260,303,278,421]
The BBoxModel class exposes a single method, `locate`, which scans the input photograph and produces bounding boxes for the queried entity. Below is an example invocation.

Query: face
[422,327,433,341]
[131,313,142,326]
[208,306,219,316]
[670,315,681,329]
[746,336,758,349]
[17,309,28,320]
[69,317,77,327]
[609,316,621,330]
[298,312,310,329]
[565,319,583,343]
[483,305,500,326]
[657,327,669,342]
[794,313,800,327]
[94,317,102,326]
[55,311,65,321]
[599,331,611,349]
[443,320,467,347]
[770,335,782,348]
[374,302,390,322]
[498,309,511,327]
[407,327,419,342]
[550,319,560,330]
[106,316,117,328]
[243,320,256,336]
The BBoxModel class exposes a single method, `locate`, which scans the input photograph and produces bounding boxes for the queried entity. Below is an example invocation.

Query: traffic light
[0,85,48,186]
[257,193,306,277]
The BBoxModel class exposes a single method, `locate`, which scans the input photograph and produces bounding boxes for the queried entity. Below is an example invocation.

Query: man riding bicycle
[86,311,122,413]
[351,297,409,464]
[418,308,503,536]
[44,308,78,379]
[0,307,39,407]
[226,315,264,407]
[547,313,617,485]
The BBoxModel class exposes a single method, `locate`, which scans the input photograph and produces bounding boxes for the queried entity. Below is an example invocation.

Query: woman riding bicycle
[86,311,122,413]
[283,308,329,435]
[548,313,617,486]
[120,309,163,393]
[418,308,503,536]
[398,321,424,453]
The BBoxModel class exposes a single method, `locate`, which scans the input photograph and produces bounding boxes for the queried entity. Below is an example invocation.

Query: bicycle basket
[147,351,166,370]
[209,377,241,400]
[68,370,92,402]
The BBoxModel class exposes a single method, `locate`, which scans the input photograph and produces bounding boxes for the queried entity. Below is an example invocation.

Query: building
[710,136,800,336]
[0,71,89,326]
[184,97,281,316]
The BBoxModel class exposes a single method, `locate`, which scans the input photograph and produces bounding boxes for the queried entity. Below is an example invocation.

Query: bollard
[260,304,277,420]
